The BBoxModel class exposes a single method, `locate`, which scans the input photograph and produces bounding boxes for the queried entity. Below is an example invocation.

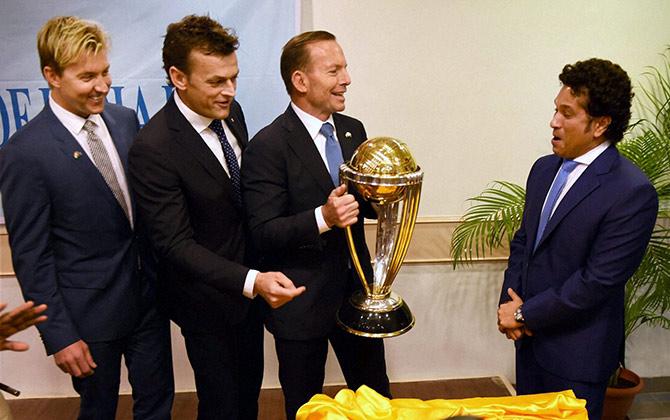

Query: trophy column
[336,137,423,338]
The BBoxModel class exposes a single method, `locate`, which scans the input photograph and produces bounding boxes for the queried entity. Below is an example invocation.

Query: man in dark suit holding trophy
[242,30,391,419]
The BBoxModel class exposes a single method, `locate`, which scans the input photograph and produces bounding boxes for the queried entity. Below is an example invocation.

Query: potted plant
[450,49,670,419]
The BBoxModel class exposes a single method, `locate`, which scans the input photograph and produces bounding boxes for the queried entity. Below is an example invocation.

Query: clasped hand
[497,288,533,341]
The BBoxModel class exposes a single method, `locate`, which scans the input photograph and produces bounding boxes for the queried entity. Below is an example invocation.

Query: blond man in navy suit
[0,16,173,420]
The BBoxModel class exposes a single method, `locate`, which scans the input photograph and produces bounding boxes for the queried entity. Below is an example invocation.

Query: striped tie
[82,120,131,224]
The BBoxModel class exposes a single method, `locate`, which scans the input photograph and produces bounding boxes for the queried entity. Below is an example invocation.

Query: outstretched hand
[0,301,47,352]
[255,272,306,309]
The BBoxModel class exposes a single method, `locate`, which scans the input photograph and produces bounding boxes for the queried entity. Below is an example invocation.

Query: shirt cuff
[315,206,331,234]
[243,269,258,299]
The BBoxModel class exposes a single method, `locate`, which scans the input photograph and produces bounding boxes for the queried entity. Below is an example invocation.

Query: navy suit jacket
[242,105,375,340]
[502,145,658,382]
[128,96,252,333]
[0,103,151,355]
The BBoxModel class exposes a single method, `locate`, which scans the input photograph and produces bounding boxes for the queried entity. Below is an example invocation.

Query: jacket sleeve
[0,141,80,355]
[499,161,537,306]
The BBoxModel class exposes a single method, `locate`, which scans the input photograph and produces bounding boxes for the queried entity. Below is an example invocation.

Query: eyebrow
[206,71,239,82]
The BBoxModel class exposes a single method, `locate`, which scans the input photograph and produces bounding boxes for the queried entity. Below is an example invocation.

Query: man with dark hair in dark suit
[497,58,658,419]
[0,16,174,420]
[128,15,304,420]
[242,30,391,419]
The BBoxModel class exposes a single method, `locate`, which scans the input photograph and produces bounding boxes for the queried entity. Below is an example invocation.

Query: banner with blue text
[0,0,298,221]
[0,0,298,144]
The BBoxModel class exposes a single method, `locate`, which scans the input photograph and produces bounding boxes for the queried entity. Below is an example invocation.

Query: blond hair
[37,16,108,75]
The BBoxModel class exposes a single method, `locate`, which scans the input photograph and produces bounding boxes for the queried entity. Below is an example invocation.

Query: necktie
[533,159,579,251]
[320,122,344,186]
[209,119,242,209]
[82,120,131,224]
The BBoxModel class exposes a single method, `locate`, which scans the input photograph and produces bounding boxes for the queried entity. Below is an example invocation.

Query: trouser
[516,340,608,420]
[72,307,174,420]
[275,326,391,419]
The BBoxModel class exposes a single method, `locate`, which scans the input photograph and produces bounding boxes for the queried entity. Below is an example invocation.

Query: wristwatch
[513,305,525,323]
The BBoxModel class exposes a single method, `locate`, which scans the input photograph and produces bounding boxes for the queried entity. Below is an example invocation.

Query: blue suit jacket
[0,103,151,355]
[501,145,658,382]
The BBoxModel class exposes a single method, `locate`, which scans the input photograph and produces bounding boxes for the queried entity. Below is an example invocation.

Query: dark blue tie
[534,159,580,251]
[320,122,344,186]
[209,119,242,209]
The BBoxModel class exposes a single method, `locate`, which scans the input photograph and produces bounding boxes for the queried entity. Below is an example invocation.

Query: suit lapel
[527,156,562,253]
[534,146,618,251]
[333,113,360,162]
[283,106,334,195]
[45,105,127,217]
[101,110,129,169]
[225,102,248,149]
[165,96,229,187]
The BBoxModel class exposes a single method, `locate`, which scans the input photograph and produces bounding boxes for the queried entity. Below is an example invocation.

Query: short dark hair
[559,58,633,143]
[162,15,238,86]
[280,30,336,95]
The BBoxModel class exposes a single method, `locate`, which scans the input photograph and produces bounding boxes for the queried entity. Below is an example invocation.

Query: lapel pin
[230,117,235,123]
[345,132,352,139]
[73,151,82,159]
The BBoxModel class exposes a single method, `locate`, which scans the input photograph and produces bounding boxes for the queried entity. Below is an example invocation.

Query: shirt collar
[174,90,214,133]
[49,94,104,135]
[290,102,335,139]
[573,140,611,166]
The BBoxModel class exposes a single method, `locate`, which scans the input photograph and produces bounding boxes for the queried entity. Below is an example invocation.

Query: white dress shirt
[49,95,133,226]
[174,91,257,299]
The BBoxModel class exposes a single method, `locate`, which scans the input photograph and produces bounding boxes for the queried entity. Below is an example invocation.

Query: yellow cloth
[297,385,587,420]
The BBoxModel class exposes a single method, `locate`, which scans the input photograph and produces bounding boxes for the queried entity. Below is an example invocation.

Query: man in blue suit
[0,16,173,419]
[497,58,658,419]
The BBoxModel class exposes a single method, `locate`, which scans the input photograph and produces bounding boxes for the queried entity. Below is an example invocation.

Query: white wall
[307,0,670,215]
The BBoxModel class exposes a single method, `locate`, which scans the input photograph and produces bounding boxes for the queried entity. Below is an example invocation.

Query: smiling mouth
[89,96,105,105]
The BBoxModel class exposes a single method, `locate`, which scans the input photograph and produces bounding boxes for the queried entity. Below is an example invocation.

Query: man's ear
[291,70,308,94]
[42,66,60,88]
[593,115,612,138]
[169,66,188,90]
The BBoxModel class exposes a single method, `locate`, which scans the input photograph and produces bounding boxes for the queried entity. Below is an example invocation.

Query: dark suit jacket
[242,105,375,340]
[502,145,658,382]
[128,95,251,333]
[0,103,150,355]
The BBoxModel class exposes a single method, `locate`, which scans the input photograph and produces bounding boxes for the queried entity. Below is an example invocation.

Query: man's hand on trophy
[322,184,360,228]
[254,272,306,308]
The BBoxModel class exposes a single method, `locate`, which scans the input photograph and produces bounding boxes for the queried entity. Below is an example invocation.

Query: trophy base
[336,291,414,338]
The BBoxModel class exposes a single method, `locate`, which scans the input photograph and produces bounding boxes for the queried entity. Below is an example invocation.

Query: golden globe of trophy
[337,137,423,337]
